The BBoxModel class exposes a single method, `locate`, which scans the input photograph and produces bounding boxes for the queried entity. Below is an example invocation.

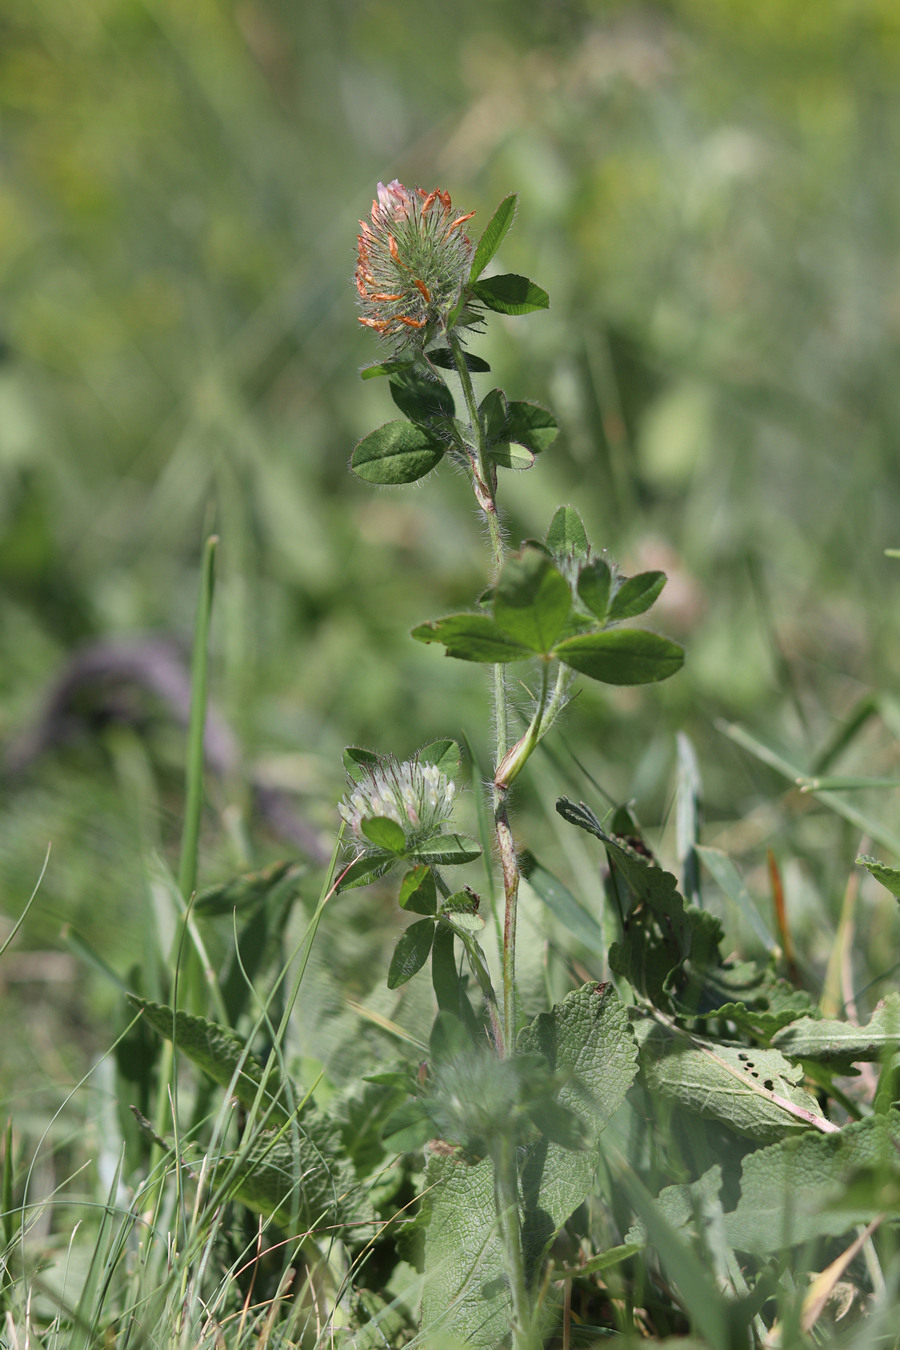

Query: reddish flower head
[355,180,475,350]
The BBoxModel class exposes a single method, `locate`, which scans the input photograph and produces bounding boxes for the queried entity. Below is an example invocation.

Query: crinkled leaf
[772,993,900,1067]
[351,420,445,485]
[411,613,534,663]
[608,571,667,621]
[389,367,455,424]
[576,558,612,622]
[683,959,819,1035]
[505,400,558,453]
[469,193,517,281]
[360,815,407,854]
[399,865,437,915]
[387,919,435,989]
[212,1113,369,1233]
[493,547,571,653]
[858,853,900,899]
[518,983,639,1279]
[633,1014,827,1143]
[427,345,491,374]
[724,1111,900,1254]
[470,273,549,315]
[555,629,684,685]
[556,799,724,1008]
[546,506,589,558]
[415,834,481,866]
[421,1152,508,1344]
[129,998,292,1125]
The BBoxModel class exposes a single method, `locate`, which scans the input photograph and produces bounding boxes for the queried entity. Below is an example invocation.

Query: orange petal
[413,278,431,302]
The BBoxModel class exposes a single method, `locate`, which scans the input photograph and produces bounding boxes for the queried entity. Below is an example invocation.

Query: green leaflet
[351,420,445,484]
[469,193,517,281]
[470,273,549,315]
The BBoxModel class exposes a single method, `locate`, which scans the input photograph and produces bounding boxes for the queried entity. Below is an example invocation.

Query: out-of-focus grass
[2,0,900,1067]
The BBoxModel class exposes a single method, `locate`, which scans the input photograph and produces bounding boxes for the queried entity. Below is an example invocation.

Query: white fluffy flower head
[339,754,458,850]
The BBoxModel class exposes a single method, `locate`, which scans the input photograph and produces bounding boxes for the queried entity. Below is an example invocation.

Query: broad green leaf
[418,738,462,777]
[411,613,534,663]
[389,367,455,424]
[555,629,684,684]
[421,1152,508,1345]
[342,746,379,780]
[470,273,549,315]
[351,420,445,485]
[193,860,297,916]
[519,852,605,954]
[360,356,414,380]
[487,442,534,470]
[724,1111,900,1254]
[518,983,639,1279]
[576,558,612,621]
[633,1014,828,1143]
[608,571,667,621]
[428,345,491,374]
[387,918,435,989]
[360,815,407,853]
[130,999,292,1125]
[858,853,900,899]
[546,505,589,558]
[399,865,437,915]
[469,193,517,281]
[478,387,508,443]
[493,547,571,653]
[505,401,558,453]
[415,834,481,865]
[772,993,900,1067]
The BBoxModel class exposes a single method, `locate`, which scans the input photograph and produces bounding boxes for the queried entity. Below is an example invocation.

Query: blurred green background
[3,0,900,1068]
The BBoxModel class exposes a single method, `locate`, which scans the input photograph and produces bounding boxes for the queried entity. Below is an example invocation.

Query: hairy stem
[493,1133,535,1350]
[447,328,521,1050]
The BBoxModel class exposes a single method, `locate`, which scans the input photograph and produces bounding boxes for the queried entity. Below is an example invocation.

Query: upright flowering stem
[447,329,521,1057]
